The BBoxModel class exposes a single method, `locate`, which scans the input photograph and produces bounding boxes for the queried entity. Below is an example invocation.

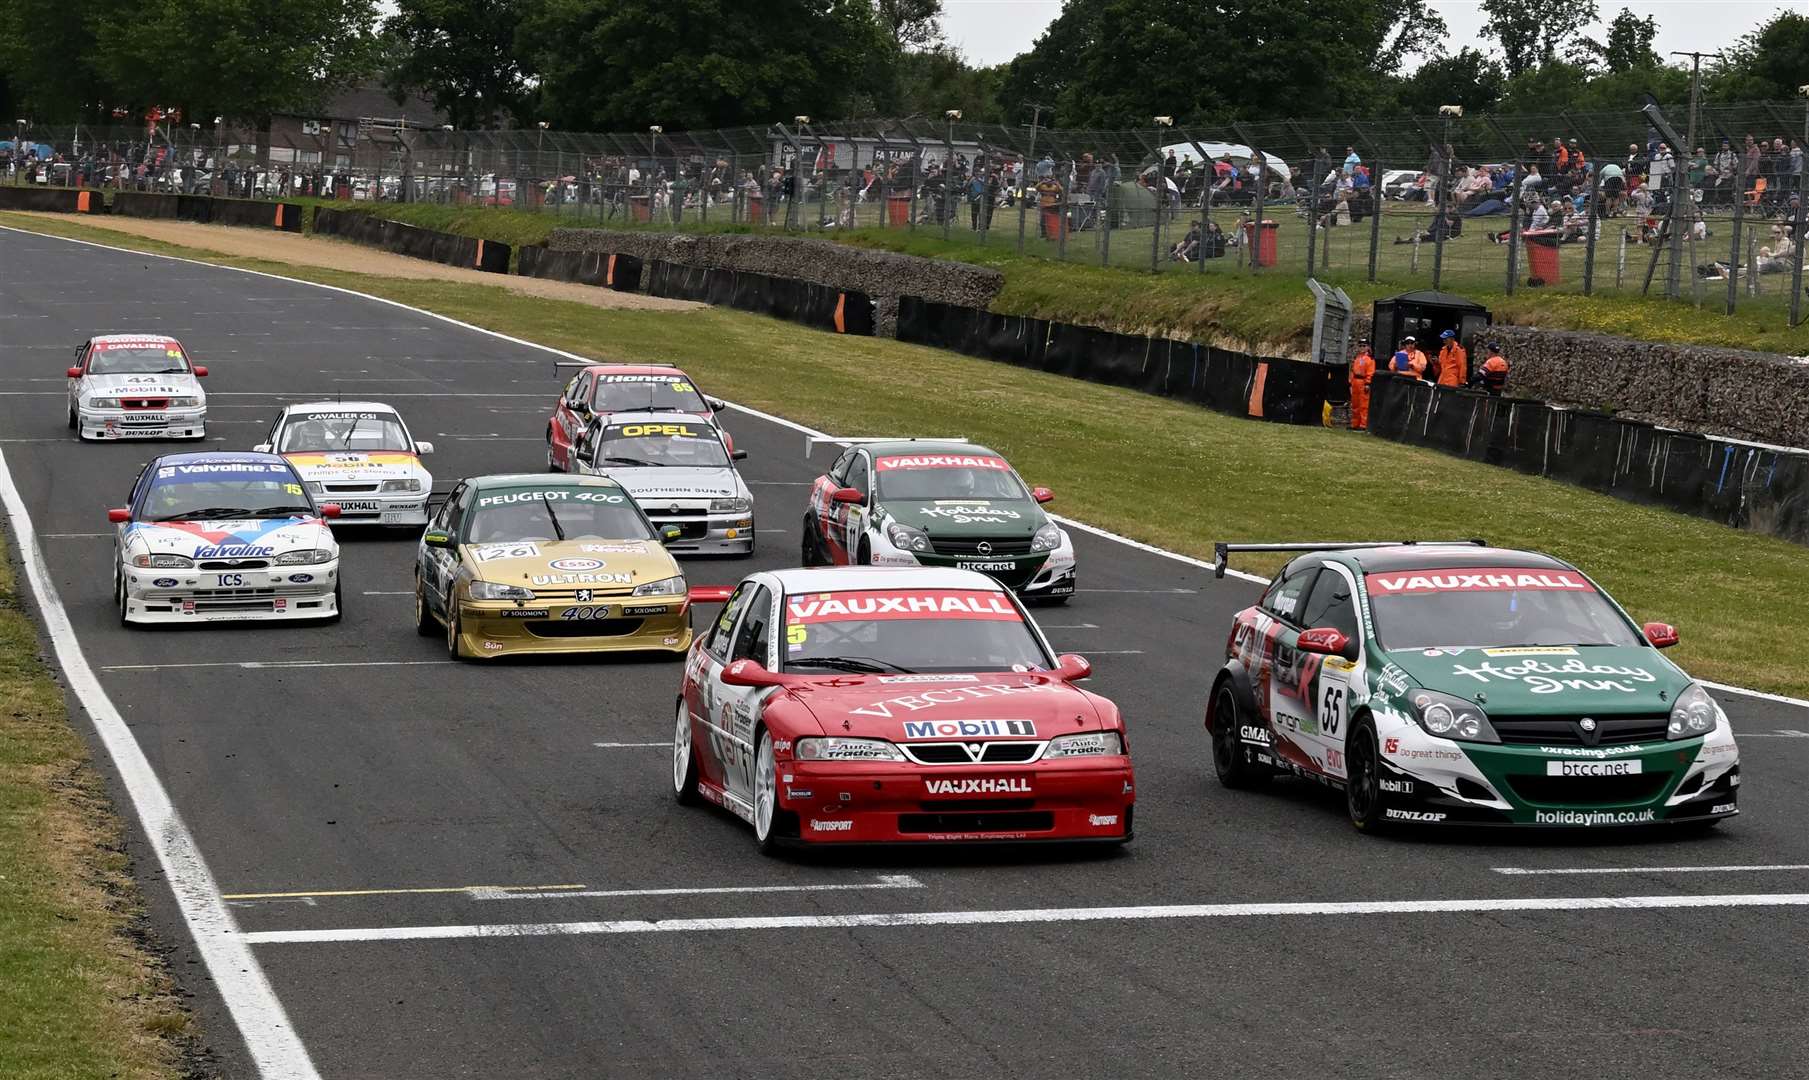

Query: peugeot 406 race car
[799,438,1076,602]
[1204,541,1739,832]
[546,362,727,471]
[255,402,435,526]
[67,334,209,441]
[109,452,342,624]
[572,412,754,556]
[674,566,1131,851]
[414,473,699,660]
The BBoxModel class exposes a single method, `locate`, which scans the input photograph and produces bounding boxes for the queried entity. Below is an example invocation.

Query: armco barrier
[314,208,510,273]
[516,245,644,292]
[0,186,106,213]
[895,296,1327,425]
[1368,374,1809,544]
[644,260,874,335]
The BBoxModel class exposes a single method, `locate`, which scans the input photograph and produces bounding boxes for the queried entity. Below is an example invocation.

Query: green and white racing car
[1205,541,1740,831]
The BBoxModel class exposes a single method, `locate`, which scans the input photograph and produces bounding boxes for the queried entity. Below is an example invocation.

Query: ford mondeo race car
[109,452,342,624]
[67,334,209,441]
[572,412,754,556]
[1205,541,1739,831]
[254,402,435,526]
[674,566,1131,851]
[546,362,727,472]
[799,438,1076,602]
[413,473,698,659]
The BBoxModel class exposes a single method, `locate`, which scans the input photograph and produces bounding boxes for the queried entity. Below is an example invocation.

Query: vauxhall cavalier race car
[799,438,1076,603]
[546,362,728,472]
[1205,541,1739,832]
[67,333,209,441]
[674,566,1132,852]
[413,473,697,660]
[572,411,755,556]
[109,452,342,624]
[255,402,435,527]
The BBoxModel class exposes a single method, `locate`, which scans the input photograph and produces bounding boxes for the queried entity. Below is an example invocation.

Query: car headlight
[167,396,200,407]
[304,481,324,494]
[885,521,932,553]
[793,737,905,761]
[381,478,424,493]
[468,580,535,601]
[273,549,333,566]
[632,575,686,597]
[85,396,120,409]
[1407,688,1499,743]
[131,553,193,569]
[709,497,751,513]
[1043,731,1124,758]
[1667,683,1720,739]
[1030,521,1061,552]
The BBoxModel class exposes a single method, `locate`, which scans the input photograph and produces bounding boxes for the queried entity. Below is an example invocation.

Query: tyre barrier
[516,245,644,292]
[893,296,1329,425]
[107,191,302,230]
[644,260,875,336]
[0,185,107,213]
[112,192,181,219]
[313,208,510,273]
[1367,374,1809,544]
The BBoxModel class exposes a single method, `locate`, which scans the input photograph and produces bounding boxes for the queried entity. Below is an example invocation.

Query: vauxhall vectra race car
[110,452,342,624]
[256,402,435,526]
[546,362,727,472]
[67,334,209,440]
[1205,541,1740,831]
[674,566,1132,852]
[572,412,755,555]
[799,438,1076,602]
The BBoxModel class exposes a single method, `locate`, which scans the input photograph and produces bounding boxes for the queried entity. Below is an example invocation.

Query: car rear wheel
[414,573,438,636]
[1346,718,1389,833]
[799,515,823,566]
[1210,681,1268,789]
[672,698,701,806]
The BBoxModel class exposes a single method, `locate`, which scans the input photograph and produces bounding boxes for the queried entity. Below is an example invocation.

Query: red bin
[745,195,765,224]
[1241,219,1279,267]
[1521,228,1561,285]
[629,194,651,222]
[886,193,912,227]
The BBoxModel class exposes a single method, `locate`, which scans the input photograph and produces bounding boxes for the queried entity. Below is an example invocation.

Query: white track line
[100,659,452,672]
[592,742,668,748]
[0,450,320,1079]
[1739,730,1809,738]
[1702,680,1809,709]
[239,892,1809,945]
[1493,865,1809,876]
[472,874,924,901]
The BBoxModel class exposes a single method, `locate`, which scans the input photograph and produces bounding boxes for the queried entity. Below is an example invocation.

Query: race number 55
[1319,685,1345,737]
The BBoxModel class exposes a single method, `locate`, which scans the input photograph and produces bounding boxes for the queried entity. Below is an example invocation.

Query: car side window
[705,582,753,661]
[730,585,772,665]
[443,483,470,538]
[828,450,853,485]
[570,373,592,408]
[1261,567,1318,625]
[126,465,149,512]
[1300,569,1359,641]
[846,453,870,499]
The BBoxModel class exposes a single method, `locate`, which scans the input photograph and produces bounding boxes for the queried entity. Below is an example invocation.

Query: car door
[1288,566,1363,779]
[809,450,853,560]
[839,451,872,562]
[1256,565,1323,766]
[688,581,758,796]
[69,340,91,410]
[716,583,776,808]
[552,372,592,468]
[422,481,468,614]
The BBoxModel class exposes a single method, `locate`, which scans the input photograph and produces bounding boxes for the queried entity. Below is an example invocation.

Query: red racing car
[674,566,1133,851]
[546,362,728,471]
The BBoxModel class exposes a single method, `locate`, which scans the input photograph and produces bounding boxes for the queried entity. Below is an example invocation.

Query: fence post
[1305,152,1323,283]
[1151,164,1162,274]
[1431,143,1452,290]
[1367,163,1383,282]
[1249,156,1265,273]
[1726,155,1746,315]
[1581,165,1603,295]
[1616,228,1627,289]
[1791,201,1805,327]
[1057,165,1071,261]
[1198,181,1212,275]
[1016,159,1028,253]
[1506,180,1525,294]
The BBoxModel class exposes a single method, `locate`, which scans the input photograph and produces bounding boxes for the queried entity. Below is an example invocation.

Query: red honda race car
[674,566,1134,852]
[546,361,729,471]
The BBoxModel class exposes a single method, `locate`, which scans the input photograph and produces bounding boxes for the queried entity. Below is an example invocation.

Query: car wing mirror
[107,508,131,523]
[1055,653,1092,681]
[318,503,341,519]
[1031,486,1055,504]
[422,529,454,548]
[252,443,272,453]
[831,486,864,504]
[688,585,734,603]
[193,366,208,377]
[659,525,683,545]
[66,365,83,378]
[414,441,435,455]
[1643,621,1679,649]
[731,448,747,461]
[721,658,788,688]
[1297,627,1354,658]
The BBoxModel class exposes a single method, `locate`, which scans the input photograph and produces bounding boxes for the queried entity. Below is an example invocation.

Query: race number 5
[1319,685,1345,737]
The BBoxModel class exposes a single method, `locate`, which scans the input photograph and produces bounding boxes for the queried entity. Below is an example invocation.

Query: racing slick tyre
[67,402,76,430]
[115,570,129,627]
[445,602,469,661]
[672,698,702,806]
[1210,680,1269,790]
[1345,717,1391,834]
[857,538,873,566]
[799,515,825,566]
[414,574,438,636]
[751,728,797,855]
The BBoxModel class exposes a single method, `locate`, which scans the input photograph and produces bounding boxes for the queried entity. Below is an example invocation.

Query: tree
[383,0,533,129]
[874,0,942,51]
[893,47,1004,122]
[1707,12,1809,101]
[1480,0,1600,79]
[1597,7,1659,73]
[0,0,128,121]
[1393,48,1507,116]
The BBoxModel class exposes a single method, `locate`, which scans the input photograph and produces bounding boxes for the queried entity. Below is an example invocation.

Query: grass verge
[0,528,188,1079]
[5,210,1806,696]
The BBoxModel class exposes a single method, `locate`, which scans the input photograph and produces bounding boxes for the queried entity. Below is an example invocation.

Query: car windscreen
[591,374,704,414]
[465,487,651,543]
[1365,567,1641,650]
[872,453,1028,501]
[592,421,728,468]
[88,342,189,375]
[278,412,411,453]
[141,461,311,520]
[781,588,1050,674]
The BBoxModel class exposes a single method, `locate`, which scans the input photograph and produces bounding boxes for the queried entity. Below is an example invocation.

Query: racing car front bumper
[80,406,207,440]
[775,756,1134,844]
[120,562,339,623]
[641,509,755,556]
[453,597,694,658]
[317,491,429,526]
[873,530,1077,597]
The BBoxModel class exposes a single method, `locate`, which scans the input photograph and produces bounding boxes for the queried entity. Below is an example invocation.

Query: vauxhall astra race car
[109,452,342,624]
[674,566,1132,852]
[413,472,699,660]
[546,362,728,471]
[799,438,1076,603]
[254,402,435,527]
[67,334,209,441]
[1205,541,1740,832]
[572,412,755,555]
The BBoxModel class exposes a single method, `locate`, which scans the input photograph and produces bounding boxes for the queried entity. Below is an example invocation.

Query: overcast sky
[941,0,1796,69]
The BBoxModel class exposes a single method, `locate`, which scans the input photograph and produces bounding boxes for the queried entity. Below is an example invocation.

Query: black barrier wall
[313,208,510,273]
[106,192,301,229]
[516,245,645,292]
[644,261,875,336]
[894,296,1330,425]
[1367,374,1809,544]
[0,186,104,213]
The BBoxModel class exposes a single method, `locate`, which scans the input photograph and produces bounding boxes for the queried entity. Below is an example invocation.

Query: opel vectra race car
[67,334,209,441]
[546,362,727,471]
[255,402,435,526]
[573,412,754,556]
[413,473,698,659]
[1205,541,1740,832]
[109,452,342,624]
[799,439,1076,602]
[674,566,1131,852]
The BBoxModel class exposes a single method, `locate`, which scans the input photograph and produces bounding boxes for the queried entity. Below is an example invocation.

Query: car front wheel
[1346,718,1389,833]
[445,601,468,660]
[673,698,701,806]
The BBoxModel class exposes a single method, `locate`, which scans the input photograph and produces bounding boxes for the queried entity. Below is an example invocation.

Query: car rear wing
[804,435,971,456]
[1212,540,1487,579]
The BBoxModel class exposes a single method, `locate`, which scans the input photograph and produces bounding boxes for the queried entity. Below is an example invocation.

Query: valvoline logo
[902,719,1037,739]
[132,518,313,559]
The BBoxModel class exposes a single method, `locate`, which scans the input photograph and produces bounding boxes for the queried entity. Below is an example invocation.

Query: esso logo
[548,558,604,571]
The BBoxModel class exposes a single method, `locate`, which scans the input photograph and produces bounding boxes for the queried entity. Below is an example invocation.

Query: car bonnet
[84,372,200,396]
[284,450,425,482]
[882,498,1042,537]
[786,672,1105,743]
[1381,645,1689,716]
[122,516,330,558]
[601,466,739,501]
[459,538,676,589]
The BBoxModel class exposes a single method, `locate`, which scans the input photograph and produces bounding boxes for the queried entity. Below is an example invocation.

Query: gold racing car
[413,473,700,659]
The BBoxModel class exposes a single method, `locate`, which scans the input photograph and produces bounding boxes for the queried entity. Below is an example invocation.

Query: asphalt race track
[5,225,1809,1080]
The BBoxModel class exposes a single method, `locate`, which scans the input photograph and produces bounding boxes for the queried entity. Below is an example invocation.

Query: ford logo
[548,557,603,571]
[288,574,314,584]
[152,577,178,588]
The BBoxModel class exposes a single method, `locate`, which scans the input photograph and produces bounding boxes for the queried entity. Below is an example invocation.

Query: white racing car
[66,333,208,441]
[110,451,343,624]
[573,412,755,556]
[254,402,435,527]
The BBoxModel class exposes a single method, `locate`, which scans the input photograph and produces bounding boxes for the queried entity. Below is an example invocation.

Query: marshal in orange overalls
[1436,340,1468,387]
[1349,348,1376,430]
